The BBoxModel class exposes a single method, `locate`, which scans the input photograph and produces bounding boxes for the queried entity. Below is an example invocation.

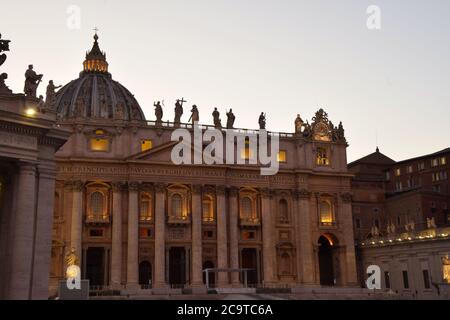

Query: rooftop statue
[154,101,163,124]
[212,107,222,128]
[65,247,79,267]
[0,34,12,94]
[258,112,266,129]
[295,114,303,134]
[45,80,62,110]
[226,108,235,129]
[24,64,43,97]
[188,105,199,124]
[174,98,185,124]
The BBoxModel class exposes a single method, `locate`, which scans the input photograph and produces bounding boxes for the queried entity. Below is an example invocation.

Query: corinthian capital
[128,181,139,192]
[72,180,84,192]
[154,182,166,193]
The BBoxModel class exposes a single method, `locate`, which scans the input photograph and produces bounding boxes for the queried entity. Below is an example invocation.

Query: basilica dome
[55,34,145,121]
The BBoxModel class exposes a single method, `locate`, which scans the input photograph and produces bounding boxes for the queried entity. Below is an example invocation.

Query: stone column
[228,187,240,286]
[126,182,139,288]
[153,183,167,289]
[190,185,203,288]
[31,164,57,299]
[296,189,315,284]
[261,188,275,284]
[9,162,36,299]
[340,192,358,286]
[216,186,228,286]
[111,182,124,288]
[70,180,84,261]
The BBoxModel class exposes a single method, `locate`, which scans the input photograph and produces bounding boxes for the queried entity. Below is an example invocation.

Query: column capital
[112,181,126,192]
[340,192,352,203]
[295,188,311,199]
[216,185,226,196]
[17,161,37,173]
[154,182,166,193]
[228,186,239,197]
[140,182,154,192]
[72,180,84,192]
[261,188,273,198]
[192,184,203,194]
[128,181,140,192]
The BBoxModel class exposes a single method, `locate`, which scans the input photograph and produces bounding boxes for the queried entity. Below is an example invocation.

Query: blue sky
[1,0,449,162]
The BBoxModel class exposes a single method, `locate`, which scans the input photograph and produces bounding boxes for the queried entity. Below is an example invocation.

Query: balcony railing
[240,217,261,227]
[85,215,110,224]
[167,215,190,225]
[320,221,337,227]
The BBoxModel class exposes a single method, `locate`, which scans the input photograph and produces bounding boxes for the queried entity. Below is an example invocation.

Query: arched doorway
[202,261,215,287]
[318,234,336,286]
[139,261,152,287]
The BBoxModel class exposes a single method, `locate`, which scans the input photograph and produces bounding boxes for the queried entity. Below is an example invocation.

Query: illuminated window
[395,168,401,176]
[319,200,334,225]
[91,192,104,217]
[140,193,152,221]
[316,147,329,166]
[407,165,413,173]
[241,197,253,220]
[202,196,214,222]
[90,137,109,152]
[139,227,152,238]
[441,157,447,165]
[141,139,153,152]
[277,151,286,163]
[171,194,183,219]
[431,158,439,167]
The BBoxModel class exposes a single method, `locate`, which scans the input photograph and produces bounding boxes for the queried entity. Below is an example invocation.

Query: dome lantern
[82,32,109,74]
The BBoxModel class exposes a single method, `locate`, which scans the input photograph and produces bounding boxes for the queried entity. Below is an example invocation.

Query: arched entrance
[318,234,337,286]
[139,261,152,287]
[202,261,215,287]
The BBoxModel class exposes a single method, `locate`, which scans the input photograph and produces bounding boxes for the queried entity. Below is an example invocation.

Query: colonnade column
[9,162,36,299]
[340,192,358,286]
[191,185,203,287]
[261,188,275,285]
[228,187,240,286]
[153,183,167,289]
[126,182,139,288]
[296,189,315,284]
[111,182,124,288]
[216,186,228,286]
[70,180,84,263]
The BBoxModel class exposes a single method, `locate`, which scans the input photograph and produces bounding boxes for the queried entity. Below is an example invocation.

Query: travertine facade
[47,35,358,295]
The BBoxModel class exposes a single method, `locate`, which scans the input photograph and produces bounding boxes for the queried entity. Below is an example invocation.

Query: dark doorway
[86,247,105,286]
[318,235,334,286]
[139,261,152,287]
[241,248,258,285]
[202,261,215,287]
[169,247,186,286]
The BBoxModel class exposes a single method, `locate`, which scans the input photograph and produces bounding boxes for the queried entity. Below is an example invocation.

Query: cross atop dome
[82,31,109,74]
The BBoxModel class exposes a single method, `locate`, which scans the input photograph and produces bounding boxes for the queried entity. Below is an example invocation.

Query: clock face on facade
[313,122,331,142]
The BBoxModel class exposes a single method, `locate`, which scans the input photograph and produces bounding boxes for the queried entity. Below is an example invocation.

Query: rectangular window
[316,147,330,166]
[395,168,401,176]
[202,230,214,239]
[139,227,152,238]
[402,270,409,289]
[385,171,390,181]
[90,138,109,152]
[422,270,431,289]
[431,158,439,167]
[355,218,361,229]
[242,231,256,240]
[277,150,287,163]
[141,139,153,152]
[407,165,413,173]
[384,271,391,289]
[374,219,380,229]
[432,185,441,193]
[419,162,425,170]
[89,229,104,237]
[441,157,447,165]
